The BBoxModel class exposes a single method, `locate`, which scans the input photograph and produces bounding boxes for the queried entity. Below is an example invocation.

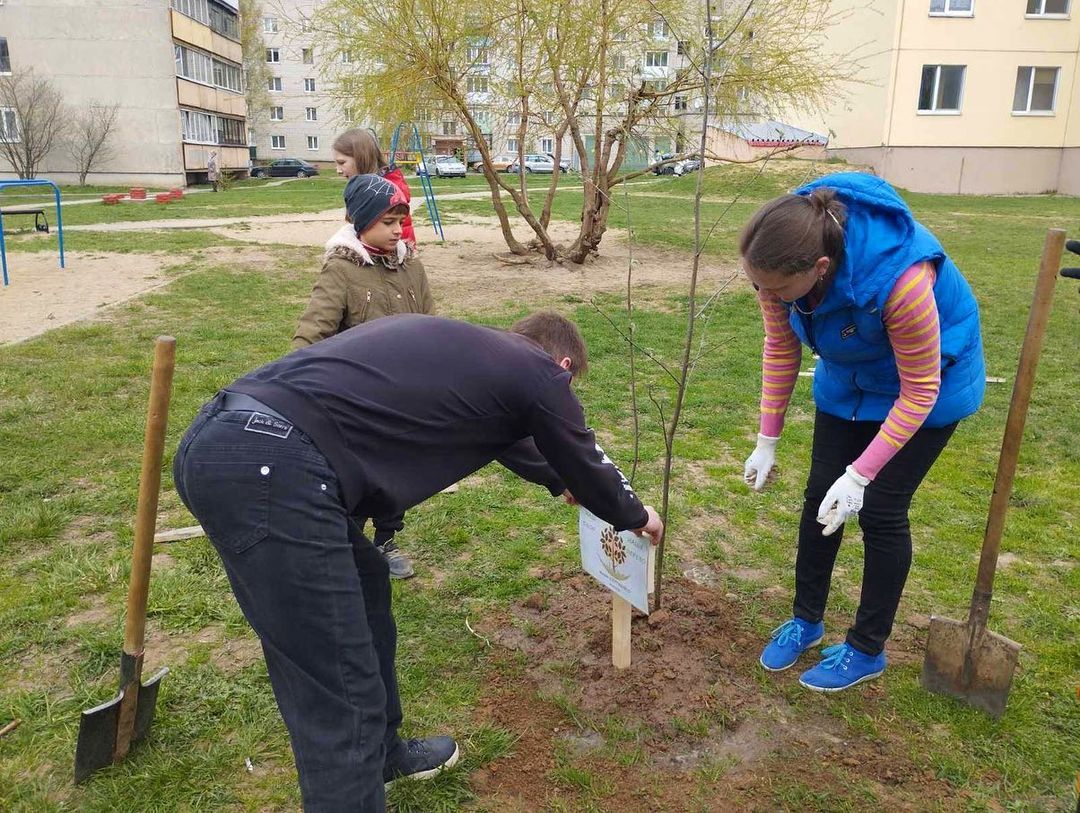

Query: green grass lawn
[0,163,1076,811]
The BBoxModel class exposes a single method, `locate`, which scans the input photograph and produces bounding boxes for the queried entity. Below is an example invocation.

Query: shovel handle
[123,337,176,656]
[969,229,1063,626]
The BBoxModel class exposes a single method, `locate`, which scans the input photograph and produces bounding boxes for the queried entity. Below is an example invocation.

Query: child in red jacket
[331,128,415,246]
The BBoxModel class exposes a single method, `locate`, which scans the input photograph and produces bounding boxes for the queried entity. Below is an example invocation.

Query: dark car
[251,158,319,179]
[652,152,677,175]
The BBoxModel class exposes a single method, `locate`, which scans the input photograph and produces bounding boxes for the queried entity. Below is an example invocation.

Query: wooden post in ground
[612,595,632,669]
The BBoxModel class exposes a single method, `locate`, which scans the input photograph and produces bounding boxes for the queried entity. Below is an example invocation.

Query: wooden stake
[0,719,21,738]
[612,595,632,669]
[153,525,204,543]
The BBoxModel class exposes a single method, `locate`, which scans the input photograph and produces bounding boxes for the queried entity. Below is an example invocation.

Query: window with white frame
[917,64,965,112]
[507,137,519,152]
[208,2,239,39]
[263,16,277,33]
[646,51,669,68]
[268,77,282,92]
[651,19,669,37]
[442,120,457,135]
[180,109,215,143]
[266,48,280,63]
[271,135,286,149]
[507,112,521,125]
[171,0,210,26]
[1013,66,1059,112]
[674,95,688,111]
[611,54,626,70]
[175,45,213,85]
[466,76,489,93]
[541,138,554,153]
[212,58,243,93]
[0,107,18,142]
[304,78,316,92]
[1026,0,1069,14]
[305,107,317,121]
[0,39,10,74]
[340,50,353,63]
[468,108,492,129]
[308,135,319,150]
[608,82,625,98]
[270,106,283,120]
[302,48,314,65]
[467,46,489,65]
[929,0,973,15]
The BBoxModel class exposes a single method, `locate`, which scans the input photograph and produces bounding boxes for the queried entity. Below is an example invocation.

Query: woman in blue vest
[740,172,984,691]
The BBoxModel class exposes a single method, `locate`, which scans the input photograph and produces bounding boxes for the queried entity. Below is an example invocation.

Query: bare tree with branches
[67,102,120,186]
[0,70,66,179]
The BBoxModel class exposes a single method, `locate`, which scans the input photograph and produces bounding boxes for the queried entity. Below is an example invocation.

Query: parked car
[507,154,555,174]
[475,153,518,172]
[250,158,319,179]
[652,153,677,175]
[431,155,467,178]
[545,153,572,173]
[673,156,702,176]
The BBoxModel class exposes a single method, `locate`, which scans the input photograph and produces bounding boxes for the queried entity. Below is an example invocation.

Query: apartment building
[0,0,247,186]
[787,0,1080,194]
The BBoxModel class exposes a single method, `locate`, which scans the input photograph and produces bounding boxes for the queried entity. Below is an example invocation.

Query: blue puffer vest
[786,173,985,426]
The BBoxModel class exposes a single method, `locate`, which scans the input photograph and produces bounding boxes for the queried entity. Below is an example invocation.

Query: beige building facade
[1,0,247,186]
[789,0,1080,194]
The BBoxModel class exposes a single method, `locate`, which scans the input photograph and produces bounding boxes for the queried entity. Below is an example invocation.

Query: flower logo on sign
[600,526,630,581]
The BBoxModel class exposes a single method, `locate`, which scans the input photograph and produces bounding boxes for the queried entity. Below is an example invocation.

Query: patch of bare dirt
[471,569,970,812]
[140,623,262,675]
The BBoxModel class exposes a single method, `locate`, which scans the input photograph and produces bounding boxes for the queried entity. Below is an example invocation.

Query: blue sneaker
[759,617,825,672]
[798,643,887,692]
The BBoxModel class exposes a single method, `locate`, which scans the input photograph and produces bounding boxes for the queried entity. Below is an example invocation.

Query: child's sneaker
[384,736,459,784]
[759,617,825,671]
[378,540,415,580]
[798,643,887,692]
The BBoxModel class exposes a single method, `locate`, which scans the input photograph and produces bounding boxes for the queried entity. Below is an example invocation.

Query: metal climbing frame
[389,123,444,241]
[0,178,65,286]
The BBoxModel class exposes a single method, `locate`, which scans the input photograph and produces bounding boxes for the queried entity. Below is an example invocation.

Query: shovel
[75,336,176,782]
[921,229,1064,718]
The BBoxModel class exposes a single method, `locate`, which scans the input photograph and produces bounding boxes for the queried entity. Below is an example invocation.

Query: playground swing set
[0,178,66,287]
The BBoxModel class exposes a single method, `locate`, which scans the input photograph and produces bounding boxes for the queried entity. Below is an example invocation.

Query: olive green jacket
[292,225,435,350]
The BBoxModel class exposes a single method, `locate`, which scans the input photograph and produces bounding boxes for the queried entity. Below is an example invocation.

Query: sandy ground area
[0,208,740,346]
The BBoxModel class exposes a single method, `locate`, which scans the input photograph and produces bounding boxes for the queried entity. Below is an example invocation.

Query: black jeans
[173,395,402,813]
[793,410,958,656]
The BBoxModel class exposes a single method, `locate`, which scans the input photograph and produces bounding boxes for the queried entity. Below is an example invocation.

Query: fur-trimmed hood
[324,223,409,267]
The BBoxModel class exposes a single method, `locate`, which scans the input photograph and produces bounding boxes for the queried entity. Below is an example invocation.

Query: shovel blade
[74,667,168,783]
[921,615,1020,719]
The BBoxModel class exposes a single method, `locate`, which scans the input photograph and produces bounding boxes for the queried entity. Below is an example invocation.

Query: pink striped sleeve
[853,262,942,480]
[757,289,802,437]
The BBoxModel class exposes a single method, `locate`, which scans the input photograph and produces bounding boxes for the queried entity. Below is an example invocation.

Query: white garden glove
[743,434,780,491]
[817,465,871,536]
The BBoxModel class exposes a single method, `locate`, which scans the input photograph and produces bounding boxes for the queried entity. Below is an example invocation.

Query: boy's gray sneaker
[379,540,415,579]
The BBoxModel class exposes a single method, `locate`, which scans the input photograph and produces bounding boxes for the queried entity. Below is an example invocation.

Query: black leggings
[793,410,958,656]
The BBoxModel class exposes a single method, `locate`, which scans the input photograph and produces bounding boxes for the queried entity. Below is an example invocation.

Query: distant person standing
[207,151,220,192]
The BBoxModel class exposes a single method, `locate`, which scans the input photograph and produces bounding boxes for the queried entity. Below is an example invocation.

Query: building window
[175,44,214,86]
[507,137,518,152]
[215,116,246,146]
[541,137,554,153]
[442,120,457,135]
[1026,0,1069,14]
[266,48,280,63]
[263,16,278,33]
[207,2,240,39]
[674,95,688,111]
[308,135,319,150]
[340,50,354,63]
[467,46,489,65]
[0,39,10,74]
[270,106,283,121]
[271,135,286,150]
[0,107,19,142]
[1013,66,1059,113]
[466,76,489,93]
[645,51,669,68]
[212,58,244,93]
[302,48,314,65]
[305,107,317,121]
[608,82,625,98]
[611,54,626,70]
[507,112,520,125]
[677,40,689,56]
[651,19,669,37]
[304,78,316,92]
[929,0,973,15]
[180,109,214,143]
[917,64,965,112]
[171,0,210,26]
[268,77,282,92]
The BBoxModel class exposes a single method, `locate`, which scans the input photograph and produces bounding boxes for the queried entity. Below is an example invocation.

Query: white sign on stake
[578,507,651,615]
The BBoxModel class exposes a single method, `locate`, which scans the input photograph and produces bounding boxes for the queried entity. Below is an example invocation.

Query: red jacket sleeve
[382,166,415,244]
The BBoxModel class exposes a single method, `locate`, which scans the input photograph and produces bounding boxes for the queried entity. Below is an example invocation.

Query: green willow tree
[314,0,851,263]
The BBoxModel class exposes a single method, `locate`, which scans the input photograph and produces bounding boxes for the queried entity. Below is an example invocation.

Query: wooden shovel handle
[969,230,1063,627]
[123,337,176,656]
